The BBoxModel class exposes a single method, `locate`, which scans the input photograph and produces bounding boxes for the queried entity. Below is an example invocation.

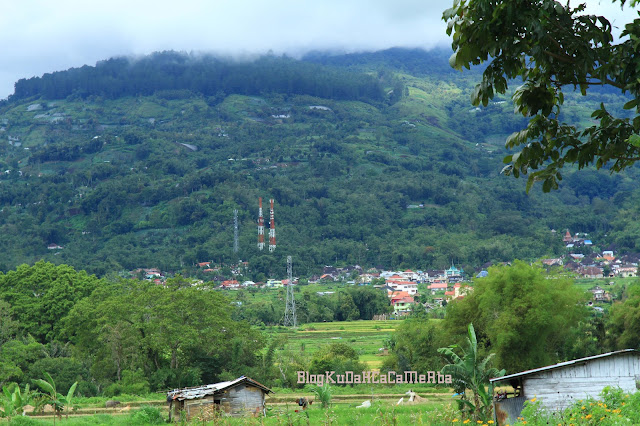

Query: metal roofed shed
[166,376,273,420]
[489,349,640,426]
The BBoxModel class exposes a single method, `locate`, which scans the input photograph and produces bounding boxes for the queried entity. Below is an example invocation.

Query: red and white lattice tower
[269,198,276,252]
[257,198,265,251]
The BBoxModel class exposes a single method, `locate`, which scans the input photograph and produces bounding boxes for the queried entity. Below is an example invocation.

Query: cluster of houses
[368,265,474,316]
[549,230,640,279]
[128,267,165,284]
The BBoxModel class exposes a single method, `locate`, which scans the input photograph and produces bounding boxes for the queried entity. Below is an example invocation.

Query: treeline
[0,261,392,395]
[10,51,388,104]
[232,285,393,326]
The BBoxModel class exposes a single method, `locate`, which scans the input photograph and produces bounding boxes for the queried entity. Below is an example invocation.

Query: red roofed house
[390,291,415,315]
[220,280,240,289]
[428,282,448,294]
[454,283,473,298]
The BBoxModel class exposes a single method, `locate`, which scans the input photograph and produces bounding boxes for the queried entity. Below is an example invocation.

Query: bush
[130,405,165,425]
[103,370,150,397]
[102,382,123,397]
[313,383,332,409]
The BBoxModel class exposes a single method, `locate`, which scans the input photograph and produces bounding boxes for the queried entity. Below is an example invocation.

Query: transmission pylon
[257,198,265,250]
[284,255,297,328]
[233,209,239,253]
[268,199,276,252]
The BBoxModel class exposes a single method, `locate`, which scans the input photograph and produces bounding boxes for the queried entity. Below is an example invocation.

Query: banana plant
[34,372,77,423]
[0,383,40,419]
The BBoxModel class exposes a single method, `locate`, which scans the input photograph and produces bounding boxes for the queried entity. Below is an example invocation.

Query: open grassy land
[15,397,459,425]
[266,320,398,369]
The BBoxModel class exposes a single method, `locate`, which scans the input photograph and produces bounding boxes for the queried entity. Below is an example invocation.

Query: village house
[616,265,638,278]
[220,280,240,290]
[265,279,283,288]
[453,282,472,299]
[444,264,463,281]
[578,266,604,279]
[167,376,273,420]
[589,286,611,302]
[386,280,418,295]
[389,291,415,315]
[359,272,380,283]
[318,273,336,282]
[490,350,640,426]
[541,258,563,267]
[428,280,448,294]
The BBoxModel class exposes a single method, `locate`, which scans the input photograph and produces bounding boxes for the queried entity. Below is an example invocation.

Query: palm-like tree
[438,323,505,422]
[34,372,77,424]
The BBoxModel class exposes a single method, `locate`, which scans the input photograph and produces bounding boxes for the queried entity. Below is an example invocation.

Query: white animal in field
[356,400,371,409]
[403,390,426,404]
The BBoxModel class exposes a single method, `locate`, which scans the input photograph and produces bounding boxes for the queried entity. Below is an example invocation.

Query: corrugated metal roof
[167,376,273,401]
[490,349,640,383]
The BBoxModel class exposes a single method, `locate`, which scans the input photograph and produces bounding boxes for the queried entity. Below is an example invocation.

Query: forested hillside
[0,48,637,278]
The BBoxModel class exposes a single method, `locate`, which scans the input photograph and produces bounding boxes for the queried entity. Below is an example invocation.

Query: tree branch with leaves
[443,0,640,192]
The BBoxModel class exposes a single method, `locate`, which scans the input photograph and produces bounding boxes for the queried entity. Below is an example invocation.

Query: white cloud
[0,0,635,99]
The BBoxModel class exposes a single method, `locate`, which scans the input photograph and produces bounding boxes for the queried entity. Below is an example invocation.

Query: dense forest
[0,48,638,279]
[9,52,388,105]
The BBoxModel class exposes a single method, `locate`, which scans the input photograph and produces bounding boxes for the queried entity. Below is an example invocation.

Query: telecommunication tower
[284,255,297,328]
[233,209,239,253]
[257,198,265,250]
[268,199,276,252]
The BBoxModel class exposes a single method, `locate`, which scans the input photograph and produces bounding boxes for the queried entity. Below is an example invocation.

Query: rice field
[267,320,398,369]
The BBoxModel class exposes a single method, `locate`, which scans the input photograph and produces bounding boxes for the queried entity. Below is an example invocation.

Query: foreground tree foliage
[444,261,587,373]
[444,0,640,191]
[606,284,640,349]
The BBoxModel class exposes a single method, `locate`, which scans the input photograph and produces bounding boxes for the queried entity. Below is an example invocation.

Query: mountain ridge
[0,48,636,278]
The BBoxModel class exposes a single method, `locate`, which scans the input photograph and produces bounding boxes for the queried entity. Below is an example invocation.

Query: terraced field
[268,320,398,369]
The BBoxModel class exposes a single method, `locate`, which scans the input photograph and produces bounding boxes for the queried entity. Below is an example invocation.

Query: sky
[0,0,635,100]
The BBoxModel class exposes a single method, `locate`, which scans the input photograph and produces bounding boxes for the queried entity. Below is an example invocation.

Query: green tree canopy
[444,260,587,373]
[64,279,264,390]
[384,318,446,374]
[606,284,640,349]
[0,261,103,342]
[444,0,640,191]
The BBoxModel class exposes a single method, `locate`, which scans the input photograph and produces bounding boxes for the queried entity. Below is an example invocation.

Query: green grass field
[17,398,458,425]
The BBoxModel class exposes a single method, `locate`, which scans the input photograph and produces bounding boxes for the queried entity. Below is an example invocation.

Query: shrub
[313,383,332,409]
[130,405,165,425]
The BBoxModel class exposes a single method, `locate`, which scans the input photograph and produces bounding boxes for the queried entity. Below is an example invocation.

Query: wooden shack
[166,376,273,420]
[490,349,640,426]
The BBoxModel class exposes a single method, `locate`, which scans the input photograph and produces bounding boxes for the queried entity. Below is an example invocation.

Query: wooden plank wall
[173,384,266,419]
[524,354,640,411]
[219,384,265,416]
